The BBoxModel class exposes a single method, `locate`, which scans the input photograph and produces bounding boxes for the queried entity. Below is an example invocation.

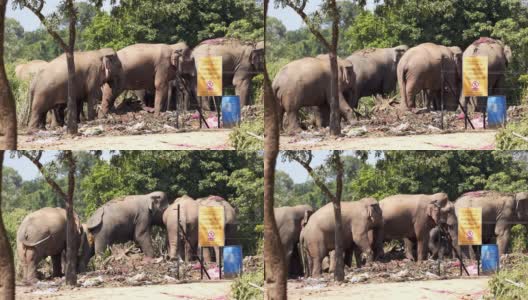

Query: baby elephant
[78,191,168,271]
[17,207,82,284]
[428,226,453,259]
[300,198,384,278]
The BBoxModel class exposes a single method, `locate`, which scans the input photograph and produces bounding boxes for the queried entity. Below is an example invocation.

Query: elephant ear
[86,207,104,230]
[250,47,264,71]
[302,210,313,228]
[504,45,513,65]
[427,200,441,222]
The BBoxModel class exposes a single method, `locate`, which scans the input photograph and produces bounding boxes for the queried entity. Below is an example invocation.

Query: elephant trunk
[298,230,309,277]
[397,64,408,109]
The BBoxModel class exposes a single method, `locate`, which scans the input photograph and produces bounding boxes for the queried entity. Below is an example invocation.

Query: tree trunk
[328,52,341,136]
[0,0,17,149]
[0,151,15,300]
[332,151,344,282]
[328,0,340,136]
[65,52,78,135]
[263,1,287,299]
[64,151,77,285]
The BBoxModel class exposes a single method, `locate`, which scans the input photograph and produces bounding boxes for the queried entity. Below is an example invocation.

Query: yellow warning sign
[458,207,482,245]
[198,206,225,247]
[463,56,488,97]
[197,56,222,96]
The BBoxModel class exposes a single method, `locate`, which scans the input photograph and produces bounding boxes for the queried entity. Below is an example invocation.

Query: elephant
[273,54,357,133]
[163,195,199,262]
[15,60,48,82]
[397,43,463,111]
[461,38,512,113]
[274,204,314,277]
[379,193,450,262]
[28,48,122,131]
[345,45,409,108]
[78,191,168,271]
[100,42,192,116]
[16,207,82,283]
[428,226,453,260]
[190,38,264,109]
[454,191,528,258]
[300,198,383,278]
[196,195,238,265]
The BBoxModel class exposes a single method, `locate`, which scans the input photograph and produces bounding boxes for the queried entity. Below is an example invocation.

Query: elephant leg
[100,84,118,116]
[311,256,323,278]
[51,254,62,278]
[315,104,330,128]
[214,246,220,266]
[403,238,415,261]
[495,223,512,256]
[154,82,169,115]
[338,93,354,122]
[167,229,178,259]
[353,231,374,265]
[86,93,98,121]
[416,235,429,262]
[135,229,155,258]
[284,110,301,133]
[24,250,38,283]
[234,78,251,106]
[328,251,335,273]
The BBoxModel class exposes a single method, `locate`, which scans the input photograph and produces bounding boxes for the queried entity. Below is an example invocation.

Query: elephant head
[514,192,528,221]
[504,45,513,65]
[77,223,95,273]
[250,41,265,73]
[427,199,443,225]
[170,42,193,74]
[393,45,409,63]
[148,191,169,225]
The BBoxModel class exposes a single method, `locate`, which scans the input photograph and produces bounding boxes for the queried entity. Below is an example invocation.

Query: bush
[6,63,31,126]
[496,119,528,150]
[488,255,528,299]
[229,106,264,150]
[510,225,528,253]
[3,208,29,254]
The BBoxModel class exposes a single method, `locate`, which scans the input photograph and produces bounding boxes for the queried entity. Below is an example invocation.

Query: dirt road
[288,277,490,300]
[17,281,233,300]
[281,131,497,150]
[12,129,232,150]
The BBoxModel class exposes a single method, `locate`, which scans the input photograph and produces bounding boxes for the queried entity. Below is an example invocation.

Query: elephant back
[86,206,105,230]
[197,195,237,225]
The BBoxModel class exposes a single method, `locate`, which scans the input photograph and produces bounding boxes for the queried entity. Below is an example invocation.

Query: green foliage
[5,63,31,125]
[275,151,528,209]
[229,108,264,151]
[3,208,29,253]
[488,255,528,299]
[230,269,264,300]
[496,119,528,150]
[511,225,528,253]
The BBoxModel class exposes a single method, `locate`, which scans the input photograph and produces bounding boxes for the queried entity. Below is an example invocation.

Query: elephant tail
[397,63,407,107]
[298,229,309,277]
[20,235,51,247]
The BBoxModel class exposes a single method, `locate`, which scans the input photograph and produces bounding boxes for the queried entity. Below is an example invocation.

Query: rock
[346,126,368,137]
[83,125,104,136]
[81,276,104,287]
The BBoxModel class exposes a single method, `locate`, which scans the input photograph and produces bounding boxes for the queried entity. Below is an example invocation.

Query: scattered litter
[81,276,104,287]
[505,278,525,288]
[425,272,440,279]
[32,287,59,295]
[346,126,368,137]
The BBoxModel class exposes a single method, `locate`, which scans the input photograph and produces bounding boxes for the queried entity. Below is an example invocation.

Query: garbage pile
[22,243,261,294]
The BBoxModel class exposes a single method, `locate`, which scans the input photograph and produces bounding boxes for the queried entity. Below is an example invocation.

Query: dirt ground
[288,277,490,300]
[281,130,497,150]
[14,129,232,150]
[17,281,233,300]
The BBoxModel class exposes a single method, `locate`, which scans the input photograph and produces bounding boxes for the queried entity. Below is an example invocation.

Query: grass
[487,255,528,300]
[496,119,528,150]
[229,106,264,151]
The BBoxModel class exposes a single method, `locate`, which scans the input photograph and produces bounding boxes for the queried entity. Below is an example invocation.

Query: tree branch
[24,3,69,51]
[284,1,332,50]
[291,156,336,202]
[22,151,68,200]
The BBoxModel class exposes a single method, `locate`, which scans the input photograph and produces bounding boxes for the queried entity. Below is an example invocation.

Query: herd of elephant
[272,37,512,133]
[14,38,264,131]
[15,192,238,284]
[275,190,528,278]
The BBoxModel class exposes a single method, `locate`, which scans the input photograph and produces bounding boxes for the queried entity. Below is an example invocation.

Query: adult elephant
[100,43,192,116]
[461,38,512,112]
[15,60,48,82]
[190,38,264,109]
[379,193,450,262]
[273,54,357,133]
[345,45,408,108]
[300,198,383,278]
[274,204,314,277]
[397,43,462,111]
[16,207,83,283]
[78,191,168,271]
[196,196,237,265]
[163,195,199,262]
[454,191,528,257]
[28,48,122,131]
